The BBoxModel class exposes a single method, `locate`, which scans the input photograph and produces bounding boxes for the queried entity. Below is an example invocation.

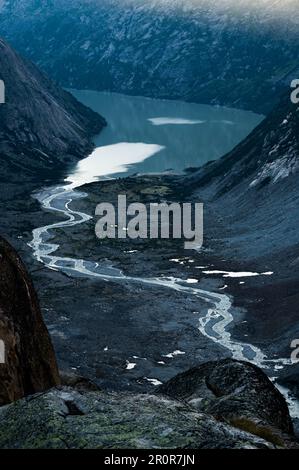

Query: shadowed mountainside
[1,0,299,113]
[0,38,106,186]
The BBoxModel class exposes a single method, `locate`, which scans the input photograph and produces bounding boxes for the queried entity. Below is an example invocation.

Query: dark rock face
[159,359,295,446]
[0,236,60,405]
[187,92,299,196]
[0,37,106,183]
[0,361,298,449]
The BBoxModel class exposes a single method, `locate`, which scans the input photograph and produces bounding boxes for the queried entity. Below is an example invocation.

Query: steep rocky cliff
[0,236,60,406]
[0,37,106,184]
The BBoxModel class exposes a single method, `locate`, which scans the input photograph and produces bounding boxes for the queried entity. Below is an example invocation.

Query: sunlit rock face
[1,0,298,113]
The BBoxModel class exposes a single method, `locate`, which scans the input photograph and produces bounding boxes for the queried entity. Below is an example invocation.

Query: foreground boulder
[0,362,297,449]
[159,359,294,446]
[0,384,285,449]
[0,236,60,405]
[0,236,296,448]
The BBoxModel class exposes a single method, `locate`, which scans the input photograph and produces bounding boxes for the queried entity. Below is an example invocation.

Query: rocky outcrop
[186,92,299,196]
[0,357,297,448]
[0,236,60,405]
[0,385,286,449]
[159,359,295,447]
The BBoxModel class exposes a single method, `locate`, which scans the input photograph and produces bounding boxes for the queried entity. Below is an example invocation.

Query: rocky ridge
[1,0,299,113]
[0,37,106,186]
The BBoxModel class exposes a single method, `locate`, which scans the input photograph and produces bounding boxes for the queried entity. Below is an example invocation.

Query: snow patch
[186,278,199,284]
[66,142,165,187]
[203,270,273,278]
[148,117,206,126]
[126,361,137,370]
[144,378,163,386]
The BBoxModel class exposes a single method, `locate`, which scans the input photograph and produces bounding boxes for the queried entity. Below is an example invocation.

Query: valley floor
[1,173,299,433]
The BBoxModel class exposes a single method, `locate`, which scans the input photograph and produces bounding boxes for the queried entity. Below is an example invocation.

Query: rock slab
[0,236,60,405]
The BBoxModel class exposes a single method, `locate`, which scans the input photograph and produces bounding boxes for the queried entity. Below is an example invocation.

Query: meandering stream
[29,91,298,417]
[29,180,299,417]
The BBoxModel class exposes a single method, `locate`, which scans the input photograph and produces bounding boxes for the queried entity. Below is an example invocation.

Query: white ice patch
[163,350,186,359]
[66,142,165,188]
[126,361,137,370]
[144,378,163,386]
[186,278,198,284]
[148,117,206,126]
[203,270,273,278]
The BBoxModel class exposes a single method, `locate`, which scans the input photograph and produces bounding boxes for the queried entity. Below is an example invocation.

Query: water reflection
[68,90,263,184]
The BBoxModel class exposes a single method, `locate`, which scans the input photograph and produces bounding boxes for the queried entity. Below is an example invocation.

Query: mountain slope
[0,38,106,184]
[182,92,299,354]
[188,92,299,194]
[0,236,60,406]
[186,91,299,267]
[1,0,299,113]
